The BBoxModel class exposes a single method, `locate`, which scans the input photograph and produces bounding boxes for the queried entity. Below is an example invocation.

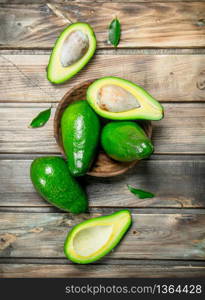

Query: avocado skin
[101,122,154,162]
[61,100,100,176]
[30,156,88,214]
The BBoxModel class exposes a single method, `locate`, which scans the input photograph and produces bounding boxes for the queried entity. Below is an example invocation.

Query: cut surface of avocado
[87,76,164,120]
[60,30,89,67]
[47,23,96,84]
[64,210,132,264]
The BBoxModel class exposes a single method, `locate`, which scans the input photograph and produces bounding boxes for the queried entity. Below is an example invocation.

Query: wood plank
[0,0,203,3]
[1,261,205,278]
[0,156,204,208]
[0,103,204,154]
[1,2,205,48]
[0,54,204,102]
[0,212,205,259]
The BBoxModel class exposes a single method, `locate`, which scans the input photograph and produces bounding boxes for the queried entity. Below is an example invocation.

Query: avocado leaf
[108,18,121,47]
[29,107,51,128]
[127,185,155,199]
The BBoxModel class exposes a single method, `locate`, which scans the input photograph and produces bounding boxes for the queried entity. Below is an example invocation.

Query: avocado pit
[97,85,140,112]
[60,30,89,67]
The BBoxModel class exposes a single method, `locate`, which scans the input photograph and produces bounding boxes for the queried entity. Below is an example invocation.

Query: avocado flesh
[87,77,164,120]
[101,121,154,162]
[64,210,132,264]
[47,23,96,84]
[61,100,100,176]
[30,156,88,214]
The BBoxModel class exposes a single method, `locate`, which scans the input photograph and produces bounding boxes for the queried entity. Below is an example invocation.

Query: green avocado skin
[101,122,154,162]
[61,100,100,176]
[30,156,88,214]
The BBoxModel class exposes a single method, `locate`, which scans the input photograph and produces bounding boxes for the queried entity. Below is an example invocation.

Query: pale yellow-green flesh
[87,77,163,120]
[48,23,96,83]
[73,225,113,257]
[65,210,131,263]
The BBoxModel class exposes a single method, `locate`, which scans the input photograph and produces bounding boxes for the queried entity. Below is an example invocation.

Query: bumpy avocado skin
[101,122,154,162]
[61,101,100,176]
[30,156,88,214]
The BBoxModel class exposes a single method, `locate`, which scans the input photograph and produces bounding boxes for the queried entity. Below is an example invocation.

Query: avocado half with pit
[47,22,96,84]
[87,77,164,120]
[64,210,132,264]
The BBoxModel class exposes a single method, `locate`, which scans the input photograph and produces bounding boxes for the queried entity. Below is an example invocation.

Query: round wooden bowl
[54,79,153,177]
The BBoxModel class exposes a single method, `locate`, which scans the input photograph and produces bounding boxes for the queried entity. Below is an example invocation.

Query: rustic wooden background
[0,0,205,278]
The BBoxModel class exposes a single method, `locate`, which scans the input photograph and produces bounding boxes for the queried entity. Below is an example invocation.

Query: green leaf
[29,107,51,128]
[108,18,121,47]
[127,185,155,199]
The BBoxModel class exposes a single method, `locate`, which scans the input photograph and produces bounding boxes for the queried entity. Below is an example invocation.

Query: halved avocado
[87,76,164,120]
[64,210,132,264]
[47,22,96,84]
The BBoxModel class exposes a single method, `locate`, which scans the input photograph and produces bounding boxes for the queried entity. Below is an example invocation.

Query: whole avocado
[61,100,100,176]
[30,156,88,214]
[101,121,154,162]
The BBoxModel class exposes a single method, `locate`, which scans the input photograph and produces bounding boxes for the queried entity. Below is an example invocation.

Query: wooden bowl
[54,79,153,177]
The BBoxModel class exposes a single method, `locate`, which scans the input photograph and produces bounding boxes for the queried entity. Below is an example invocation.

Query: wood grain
[0,54,204,102]
[1,2,205,48]
[1,261,205,278]
[0,103,204,154]
[0,0,205,279]
[0,212,205,259]
[0,156,204,208]
[0,1,202,4]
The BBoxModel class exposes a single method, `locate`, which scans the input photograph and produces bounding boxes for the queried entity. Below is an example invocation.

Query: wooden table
[0,1,205,278]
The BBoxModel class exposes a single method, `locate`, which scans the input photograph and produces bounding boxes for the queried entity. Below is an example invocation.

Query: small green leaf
[127,185,155,199]
[29,107,51,128]
[108,18,121,47]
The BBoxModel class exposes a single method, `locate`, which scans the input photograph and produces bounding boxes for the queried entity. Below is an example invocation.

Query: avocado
[47,23,96,84]
[101,121,154,161]
[61,100,100,176]
[87,76,164,120]
[30,156,88,214]
[64,210,132,264]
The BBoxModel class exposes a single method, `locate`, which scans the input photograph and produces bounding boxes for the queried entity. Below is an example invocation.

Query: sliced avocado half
[101,121,154,162]
[47,22,96,84]
[87,76,164,120]
[64,210,132,264]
